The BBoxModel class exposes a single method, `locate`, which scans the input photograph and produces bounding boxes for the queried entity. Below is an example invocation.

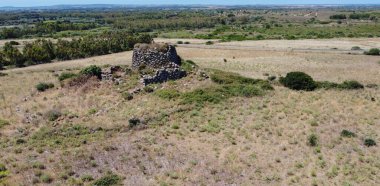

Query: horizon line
[1,3,380,8]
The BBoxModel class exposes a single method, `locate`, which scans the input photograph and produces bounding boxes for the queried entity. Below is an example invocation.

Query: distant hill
[0,4,379,11]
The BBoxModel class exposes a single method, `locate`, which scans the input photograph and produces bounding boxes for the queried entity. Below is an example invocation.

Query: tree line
[0,21,97,39]
[0,31,152,69]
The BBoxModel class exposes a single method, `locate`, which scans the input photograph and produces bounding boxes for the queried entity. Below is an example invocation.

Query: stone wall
[132,43,181,69]
[132,43,186,85]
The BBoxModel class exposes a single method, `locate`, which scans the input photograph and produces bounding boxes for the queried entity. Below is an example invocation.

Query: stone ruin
[132,43,186,85]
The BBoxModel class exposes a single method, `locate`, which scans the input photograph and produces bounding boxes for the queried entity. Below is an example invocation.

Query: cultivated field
[0,38,379,185]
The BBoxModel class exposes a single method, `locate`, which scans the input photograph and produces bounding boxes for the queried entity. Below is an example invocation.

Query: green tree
[23,39,55,64]
[3,42,25,67]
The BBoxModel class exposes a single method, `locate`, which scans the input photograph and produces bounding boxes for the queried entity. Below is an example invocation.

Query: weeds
[0,119,9,129]
[154,89,181,100]
[93,173,122,186]
[58,72,77,81]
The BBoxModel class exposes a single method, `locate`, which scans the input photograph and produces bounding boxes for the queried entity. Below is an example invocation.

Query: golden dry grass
[0,38,379,185]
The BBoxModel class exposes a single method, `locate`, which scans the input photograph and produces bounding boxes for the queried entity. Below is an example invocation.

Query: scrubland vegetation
[0,5,379,186]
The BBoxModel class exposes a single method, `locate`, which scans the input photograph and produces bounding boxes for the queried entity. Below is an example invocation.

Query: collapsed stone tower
[132,43,186,85]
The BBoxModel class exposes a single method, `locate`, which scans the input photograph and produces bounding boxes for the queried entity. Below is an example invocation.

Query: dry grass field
[0,38,379,185]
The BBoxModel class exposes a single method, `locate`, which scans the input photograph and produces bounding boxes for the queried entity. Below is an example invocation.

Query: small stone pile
[132,43,186,85]
[101,66,125,85]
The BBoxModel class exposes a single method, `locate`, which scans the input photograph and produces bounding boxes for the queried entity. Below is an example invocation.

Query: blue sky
[1,0,379,7]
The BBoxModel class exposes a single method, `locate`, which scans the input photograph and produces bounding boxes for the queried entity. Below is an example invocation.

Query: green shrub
[280,72,317,91]
[0,119,10,129]
[0,164,6,172]
[338,81,364,90]
[184,41,190,44]
[180,70,272,106]
[81,175,94,182]
[340,130,356,138]
[9,41,19,45]
[210,69,272,89]
[181,87,225,105]
[205,41,214,45]
[0,164,8,179]
[32,162,46,170]
[364,138,376,147]
[330,14,347,19]
[181,60,198,72]
[351,46,361,50]
[268,76,276,81]
[316,81,339,89]
[93,173,122,186]
[364,48,380,55]
[222,84,263,97]
[36,82,54,92]
[308,134,318,146]
[122,92,133,101]
[40,174,53,183]
[177,41,183,44]
[80,65,102,79]
[128,118,141,128]
[45,109,62,121]
[58,73,77,81]
[143,86,154,93]
[155,89,181,100]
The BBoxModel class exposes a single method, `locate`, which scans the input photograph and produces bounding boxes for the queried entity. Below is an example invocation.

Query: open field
[0,38,379,185]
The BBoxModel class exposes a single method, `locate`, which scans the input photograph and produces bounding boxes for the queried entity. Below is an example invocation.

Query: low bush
[316,81,339,89]
[340,130,356,138]
[364,48,380,55]
[93,173,122,186]
[181,84,264,106]
[128,118,141,128]
[280,72,317,91]
[45,109,62,121]
[181,87,225,105]
[40,174,53,183]
[155,89,181,100]
[81,175,94,182]
[210,69,272,89]
[36,82,54,92]
[143,85,154,93]
[184,41,190,44]
[351,46,361,50]
[177,41,183,44]
[122,92,133,101]
[58,73,77,81]
[308,134,318,146]
[268,76,276,81]
[0,164,8,179]
[205,41,214,45]
[0,164,6,172]
[338,81,364,90]
[364,138,376,147]
[9,41,19,45]
[80,65,102,79]
[179,70,273,106]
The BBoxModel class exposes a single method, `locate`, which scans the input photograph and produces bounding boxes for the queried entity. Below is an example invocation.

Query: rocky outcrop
[132,43,186,85]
